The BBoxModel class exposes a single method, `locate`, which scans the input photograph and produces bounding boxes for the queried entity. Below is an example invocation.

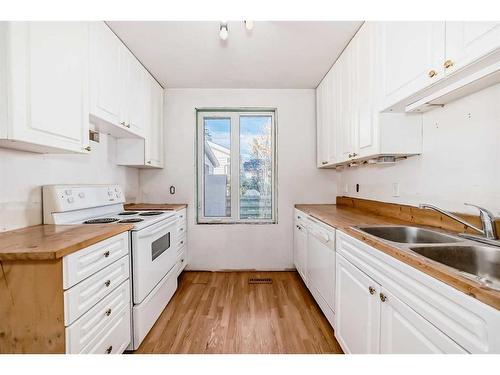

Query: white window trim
[196,108,277,224]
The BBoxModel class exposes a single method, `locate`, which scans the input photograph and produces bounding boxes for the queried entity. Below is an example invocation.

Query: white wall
[139,89,338,270]
[339,83,500,216]
[0,134,139,232]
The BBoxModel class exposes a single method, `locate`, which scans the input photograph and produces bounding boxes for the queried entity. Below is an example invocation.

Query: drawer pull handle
[379,293,387,302]
[180,241,184,245]
[106,345,113,354]
[105,308,112,316]
[368,286,376,295]
[180,228,184,231]
[104,280,111,287]
[104,250,110,258]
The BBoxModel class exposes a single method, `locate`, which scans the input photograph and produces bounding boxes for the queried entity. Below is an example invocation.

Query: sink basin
[356,226,462,244]
[409,245,500,288]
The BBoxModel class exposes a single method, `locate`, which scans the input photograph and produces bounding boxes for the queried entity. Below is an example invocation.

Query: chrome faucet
[419,203,498,246]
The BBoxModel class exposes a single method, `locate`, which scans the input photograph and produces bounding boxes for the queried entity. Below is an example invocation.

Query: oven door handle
[135,219,176,239]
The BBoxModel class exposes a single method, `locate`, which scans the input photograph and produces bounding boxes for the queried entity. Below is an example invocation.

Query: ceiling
[107,21,362,89]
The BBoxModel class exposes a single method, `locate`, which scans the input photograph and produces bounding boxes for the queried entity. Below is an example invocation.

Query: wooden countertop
[0,224,133,261]
[295,203,500,311]
[124,203,187,211]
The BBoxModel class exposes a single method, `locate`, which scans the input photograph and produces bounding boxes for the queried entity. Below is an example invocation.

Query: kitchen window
[196,109,277,224]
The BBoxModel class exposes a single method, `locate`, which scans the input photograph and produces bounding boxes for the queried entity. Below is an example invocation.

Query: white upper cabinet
[315,76,330,167]
[317,22,423,168]
[89,22,121,128]
[380,22,445,110]
[0,22,90,153]
[116,76,164,169]
[445,22,500,74]
[145,78,164,168]
[90,22,147,139]
[381,21,500,112]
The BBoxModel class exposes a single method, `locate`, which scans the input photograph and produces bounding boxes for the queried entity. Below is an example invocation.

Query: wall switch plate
[343,183,349,194]
[392,182,400,197]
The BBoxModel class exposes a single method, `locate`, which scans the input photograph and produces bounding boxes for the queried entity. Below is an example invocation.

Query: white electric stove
[43,184,180,350]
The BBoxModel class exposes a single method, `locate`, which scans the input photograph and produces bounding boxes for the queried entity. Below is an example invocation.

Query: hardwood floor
[134,271,343,354]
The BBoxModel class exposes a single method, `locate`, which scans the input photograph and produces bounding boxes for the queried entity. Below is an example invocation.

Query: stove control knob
[78,192,85,198]
[108,191,113,197]
[65,189,72,196]
[67,197,74,204]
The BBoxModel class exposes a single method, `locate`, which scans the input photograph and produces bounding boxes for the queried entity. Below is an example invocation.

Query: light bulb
[219,24,228,40]
[245,20,254,31]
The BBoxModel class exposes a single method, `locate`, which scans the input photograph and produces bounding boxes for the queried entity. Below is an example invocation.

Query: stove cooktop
[80,210,176,231]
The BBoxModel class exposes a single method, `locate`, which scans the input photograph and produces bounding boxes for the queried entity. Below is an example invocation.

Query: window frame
[196,108,277,224]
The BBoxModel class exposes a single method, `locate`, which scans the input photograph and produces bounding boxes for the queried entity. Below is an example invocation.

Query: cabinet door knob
[147,160,152,164]
[444,59,454,69]
[428,70,437,78]
[120,121,126,126]
[104,280,111,287]
[105,345,113,354]
[84,146,91,152]
[126,123,131,128]
[368,286,376,295]
[379,292,387,302]
[103,250,110,258]
[321,161,328,165]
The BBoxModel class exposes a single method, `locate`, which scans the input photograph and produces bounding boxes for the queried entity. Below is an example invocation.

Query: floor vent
[248,278,273,284]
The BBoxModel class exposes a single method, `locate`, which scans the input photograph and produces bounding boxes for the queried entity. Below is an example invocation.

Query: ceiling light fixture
[244,20,254,31]
[219,22,228,41]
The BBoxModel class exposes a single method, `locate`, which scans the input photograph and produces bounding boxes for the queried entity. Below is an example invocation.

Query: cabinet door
[89,22,121,126]
[355,23,379,158]
[316,78,329,167]
[118,44,132,128]
[127,58,147,137]
[445,22,500,74]
[323,70,336,164]
[8,22,89,153]
[380,288,467,354]
[335,47,356,163]
[335,254,380,354]
[145,80,163,167]
[381,22,445,109]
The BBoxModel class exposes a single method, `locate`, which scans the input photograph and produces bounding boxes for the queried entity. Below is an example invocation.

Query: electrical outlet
[392,182,400,197]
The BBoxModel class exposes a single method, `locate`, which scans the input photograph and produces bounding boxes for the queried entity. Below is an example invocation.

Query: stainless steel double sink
[352,225,500,291]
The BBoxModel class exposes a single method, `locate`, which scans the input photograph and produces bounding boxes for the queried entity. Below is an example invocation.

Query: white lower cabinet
[63,233,132,354]
[335,253,380,354]
[335,231,500,353]
[380,287,467,354]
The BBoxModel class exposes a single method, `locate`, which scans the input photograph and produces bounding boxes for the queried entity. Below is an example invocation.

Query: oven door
[131,216,178,304]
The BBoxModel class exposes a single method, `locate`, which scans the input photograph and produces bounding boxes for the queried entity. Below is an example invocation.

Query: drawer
[177,246,187,275]
[132,264,178,349]
[64,255,130,326]
[177,220,186,236]
[177,208,187,222]
[177,232,187,251]
[66,279,131,354]
[63,232,129,289]
[79,302,131,354]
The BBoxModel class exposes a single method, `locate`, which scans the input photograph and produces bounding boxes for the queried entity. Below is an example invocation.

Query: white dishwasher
[307,217,336,327]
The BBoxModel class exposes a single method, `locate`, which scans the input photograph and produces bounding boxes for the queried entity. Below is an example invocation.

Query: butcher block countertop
[124,203,187,211]
[296,199,500,311]
[0,224,133,261]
